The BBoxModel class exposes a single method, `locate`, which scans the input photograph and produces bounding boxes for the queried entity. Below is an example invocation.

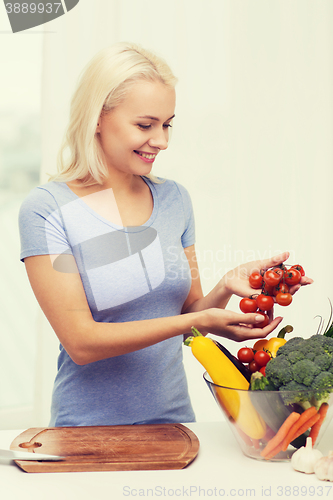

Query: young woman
[19,42,312,427]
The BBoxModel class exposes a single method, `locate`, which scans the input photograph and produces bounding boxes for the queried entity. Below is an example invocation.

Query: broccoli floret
[285,336,305,346]
[308,334,326,345]
[322,336,333,355]
[263,333,333,410]
[302,346,325,361]
[279,381,312,407]
[292,360,321,386]
[276,337,305,356]
[264,357,293,388]
[312,372,333,404]
[314,353,332,371]
[280,380,309,394]
[286,351,305,364]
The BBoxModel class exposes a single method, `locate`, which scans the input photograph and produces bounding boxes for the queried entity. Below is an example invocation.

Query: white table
[1,421,332,500]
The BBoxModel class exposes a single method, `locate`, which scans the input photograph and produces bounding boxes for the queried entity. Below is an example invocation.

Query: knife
[0,448,65,461]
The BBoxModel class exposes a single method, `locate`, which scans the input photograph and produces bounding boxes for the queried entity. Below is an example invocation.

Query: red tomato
[249,360,261,373]
[239,297,258,313]
[273,282,289,296]
[262,282,275,296]
[275,292,293,306]
[264,269,282,287]
[255,312,269,328]
[237,347,254,363]
[272,267,284,279]
[259,366,266,376]
[254,350,271,367]
[291,264,305,276]
[284,268,301,286]
[256,294,274,311]
[249,272,263,289]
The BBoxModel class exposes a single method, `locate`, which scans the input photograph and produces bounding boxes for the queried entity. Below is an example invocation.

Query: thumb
[238,312,268,325]
[259,251,290,272]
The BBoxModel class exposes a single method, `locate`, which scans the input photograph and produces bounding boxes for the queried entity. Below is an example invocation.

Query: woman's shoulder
[19,181,73,217]
[22,181,73,203]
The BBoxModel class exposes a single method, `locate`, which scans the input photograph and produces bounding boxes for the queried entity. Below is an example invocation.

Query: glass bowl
[204,371,333,461]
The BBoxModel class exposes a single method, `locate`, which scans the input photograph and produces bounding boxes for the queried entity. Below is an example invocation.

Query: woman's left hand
[222,251,313,299]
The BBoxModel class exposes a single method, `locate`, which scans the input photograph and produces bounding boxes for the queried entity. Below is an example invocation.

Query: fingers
[223,315,283,342]
[259,316,283,335]
[209,309,284,342]
[245,251,290,276]
[301,276,314,285]
[258,251,290,272]
[289,284,301,295]
[231,316,284,342]
[230,312,271,326]
[228,310,278,328]
[289,276,314,295]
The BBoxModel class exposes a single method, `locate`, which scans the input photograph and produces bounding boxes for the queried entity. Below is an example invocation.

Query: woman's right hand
[198,308,283,343]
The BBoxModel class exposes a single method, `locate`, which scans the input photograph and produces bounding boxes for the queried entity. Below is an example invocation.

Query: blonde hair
[50,42,177,186]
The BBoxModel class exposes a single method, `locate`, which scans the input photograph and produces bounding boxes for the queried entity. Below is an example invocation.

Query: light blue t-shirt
[19,177,196,426]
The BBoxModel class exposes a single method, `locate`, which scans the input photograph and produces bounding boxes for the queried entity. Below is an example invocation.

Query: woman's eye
[138,124,151,130]
[138,123,172,130]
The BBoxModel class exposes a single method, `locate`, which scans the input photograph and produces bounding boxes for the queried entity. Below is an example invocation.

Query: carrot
[309,403,329,445]
[264,410,320,460]
[283,413,320,451]
[281,406,318,451]
[264,442,284,460]
[260,412,300,458]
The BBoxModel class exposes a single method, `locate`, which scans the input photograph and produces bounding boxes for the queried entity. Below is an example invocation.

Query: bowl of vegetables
[185,326,333,462]
[204,372,333,461]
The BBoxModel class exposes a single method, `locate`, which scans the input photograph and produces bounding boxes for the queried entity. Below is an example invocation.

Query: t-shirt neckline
[60,176,158,232]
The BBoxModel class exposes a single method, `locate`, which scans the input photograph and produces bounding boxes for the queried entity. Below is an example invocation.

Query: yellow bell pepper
[253,325,293,357]
[185,327,266,440]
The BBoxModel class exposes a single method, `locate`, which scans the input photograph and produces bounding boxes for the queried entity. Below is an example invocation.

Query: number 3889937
[5,3,62,14]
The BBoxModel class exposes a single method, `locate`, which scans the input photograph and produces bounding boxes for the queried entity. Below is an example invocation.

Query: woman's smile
[134,150,158,163]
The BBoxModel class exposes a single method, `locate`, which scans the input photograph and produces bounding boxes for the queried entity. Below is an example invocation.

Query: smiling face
[96,80,176,179]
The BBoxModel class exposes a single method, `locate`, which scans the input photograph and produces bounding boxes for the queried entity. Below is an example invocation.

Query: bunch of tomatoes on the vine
[239,264,305,327]
[237,346,271,376]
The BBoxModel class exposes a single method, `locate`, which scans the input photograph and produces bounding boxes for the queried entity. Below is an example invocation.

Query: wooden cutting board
[10,424,199,473]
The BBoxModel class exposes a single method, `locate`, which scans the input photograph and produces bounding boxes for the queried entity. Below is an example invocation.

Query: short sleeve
[175,182,196,248]
[18,187,72,262]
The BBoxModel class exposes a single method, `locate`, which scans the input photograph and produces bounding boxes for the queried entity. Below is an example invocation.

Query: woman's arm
[24,254,282,365]
[181,245,232,314]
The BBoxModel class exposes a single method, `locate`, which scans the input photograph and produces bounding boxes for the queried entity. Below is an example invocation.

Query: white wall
[4,0,333,426]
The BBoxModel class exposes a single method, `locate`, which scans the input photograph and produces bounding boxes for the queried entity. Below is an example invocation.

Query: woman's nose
[148,128,169,150]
